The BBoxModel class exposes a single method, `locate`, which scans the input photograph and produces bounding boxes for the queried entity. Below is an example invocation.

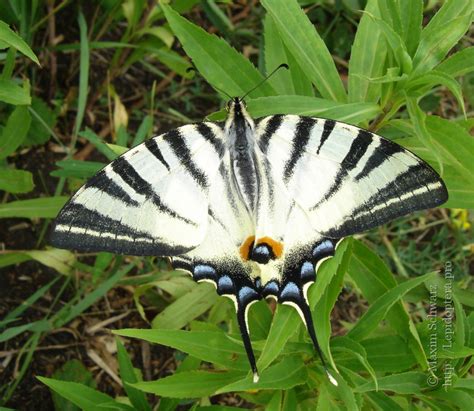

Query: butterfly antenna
[186,66,232,99]
[241,63,289,100]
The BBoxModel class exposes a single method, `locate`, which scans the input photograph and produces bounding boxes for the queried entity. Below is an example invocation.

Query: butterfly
[50,91,448,384]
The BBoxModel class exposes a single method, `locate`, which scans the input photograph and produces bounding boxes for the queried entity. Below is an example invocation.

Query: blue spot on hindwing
[280,282,300,300]
[217,275,234,294]
[193,264,217,281]
[300,261,314,281]
[312,240,334,259]
[262,281,279,296]
[238,286,259,305]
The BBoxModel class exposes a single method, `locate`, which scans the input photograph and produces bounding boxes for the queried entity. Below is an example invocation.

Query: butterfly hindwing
[50,122,226,256]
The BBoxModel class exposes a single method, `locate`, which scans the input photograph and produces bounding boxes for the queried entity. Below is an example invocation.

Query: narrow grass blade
[0,197,68,219]
[72,12,90,142]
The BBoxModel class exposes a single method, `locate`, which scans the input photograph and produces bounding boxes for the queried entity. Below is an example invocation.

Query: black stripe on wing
[196,123,225,157]
[316,119,336,154]
[111,157,197,226]
[85,170,139,207]
[311,129,372,210]
[354,138,404,181]
[145,138,170,171]
[163,129,209,188]
[283,117,317,182]
[258,115,284,154]
[325,164,448,237]
[50,203,189,256]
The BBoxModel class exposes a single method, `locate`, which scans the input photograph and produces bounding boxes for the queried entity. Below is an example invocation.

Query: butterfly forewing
[256,115,448,238]
[50,122,226,255]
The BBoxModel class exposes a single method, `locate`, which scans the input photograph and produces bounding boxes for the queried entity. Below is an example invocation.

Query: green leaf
[257,305,299,372]
[23,249,75,275]
[347,240,429,368]
[79,129,119,161]
[361,335,416,372]
[204,96,380,124]
[354,371,426,394]
[0,319,51,343]
[348,272,436,341]
[261,0,346,102]
[263,15,313,96]
[399,0,422,57]
[0,168,34,193]
[51,360,96,411]
[132,370,245,398]
[411,0,472,76]
[116,339,151,411]
[38,377,134,411]
[265,390,283,411]
[0,78,31,105]
[216,356,307,393]
[437,47,474,77]
[406,71,466,116]
[263,14,295,95]
[0,105,31,160]
[331,336,378,389]
[348,0,386,103]
[161,3,274,98]
[115,328,249,371]
[245,97,380,124]
[0,197,68,219]
[367,12,412,74]
[0,20,40,65]
[312,239,353,372]
[24,97,58,146]
[151,282,218,330]
[51,160,105,179]
[427,116,474,185]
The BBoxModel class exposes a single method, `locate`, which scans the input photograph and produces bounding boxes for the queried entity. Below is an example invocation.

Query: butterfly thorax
[225,98,258,212]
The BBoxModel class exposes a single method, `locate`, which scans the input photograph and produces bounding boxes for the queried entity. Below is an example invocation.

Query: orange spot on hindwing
[256,237,283,259]
[239,236,255,261]
[239,236,284,262]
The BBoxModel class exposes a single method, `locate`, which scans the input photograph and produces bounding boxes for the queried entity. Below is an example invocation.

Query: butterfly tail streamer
[236,301,260,383]
[298,297,338,386]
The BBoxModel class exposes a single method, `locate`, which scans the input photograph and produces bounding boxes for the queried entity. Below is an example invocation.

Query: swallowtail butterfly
[51,89,448,384]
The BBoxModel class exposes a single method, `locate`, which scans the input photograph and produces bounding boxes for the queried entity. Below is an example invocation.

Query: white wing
[50,122,226,256]
[256,115,448,239]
